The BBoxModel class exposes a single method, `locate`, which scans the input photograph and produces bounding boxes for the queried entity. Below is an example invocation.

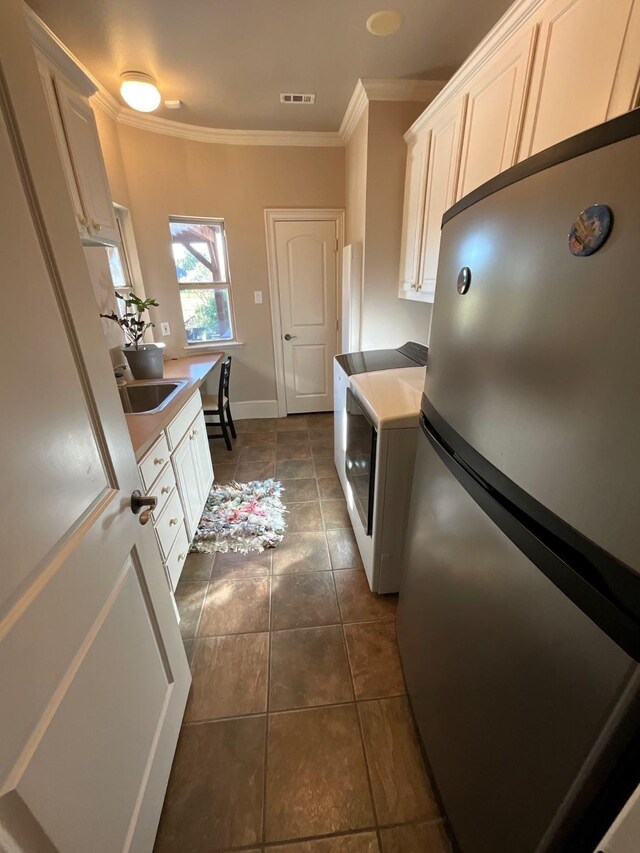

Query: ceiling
[27,0,513,132]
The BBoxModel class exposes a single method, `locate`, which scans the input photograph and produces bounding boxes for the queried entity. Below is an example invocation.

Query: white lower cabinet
[165,525,190,591]
[137,390,214,591]
[173,421,207,539]
[173,408,214,539]
[191,409,214,502]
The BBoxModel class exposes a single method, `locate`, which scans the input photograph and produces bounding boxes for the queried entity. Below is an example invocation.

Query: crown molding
[91,85,344,145]
[339,78,446,143]
[405,0,547,141]
[362,78,446,102]
[24,3,97,97]
[115,107,343,146]
[24,4,442,149]
[91,86,120,121]
[339,80,369,142]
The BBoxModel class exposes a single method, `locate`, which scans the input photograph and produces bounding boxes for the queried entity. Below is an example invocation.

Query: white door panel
[0,3,189,848]
[417,97,467,301]
[292,344,328,396]
[172,433,201,538]
[54,77,119,244]
[519,0,636,157]
[274,219,338,413]
[288,236,326,325]
[17,557,171,853]
[457,26,536,197]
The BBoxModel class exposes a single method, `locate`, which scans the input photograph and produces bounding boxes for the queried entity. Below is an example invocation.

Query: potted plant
[100,291,164,380]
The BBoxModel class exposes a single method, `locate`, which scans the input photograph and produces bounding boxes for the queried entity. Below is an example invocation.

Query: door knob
[131,489,157,525]
[284,333,298,341]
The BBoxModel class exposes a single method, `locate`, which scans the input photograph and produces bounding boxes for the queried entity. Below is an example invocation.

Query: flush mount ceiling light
[366,9,402,36]
[119,72,162,112]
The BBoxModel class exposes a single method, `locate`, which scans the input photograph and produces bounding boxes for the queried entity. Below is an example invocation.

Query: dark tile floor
[154,414,451,853]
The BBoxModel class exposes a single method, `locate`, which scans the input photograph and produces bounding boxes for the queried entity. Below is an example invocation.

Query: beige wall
[361,101,433,349]
[95,114,345,404]
[93,107,130,208]
[345,107,368,249]
[344,99,434,351]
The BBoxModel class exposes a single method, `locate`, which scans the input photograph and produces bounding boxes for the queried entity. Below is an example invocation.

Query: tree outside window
[169,218,236,343]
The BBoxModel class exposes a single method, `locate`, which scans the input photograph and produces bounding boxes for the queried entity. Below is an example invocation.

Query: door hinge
[335,239,339,252]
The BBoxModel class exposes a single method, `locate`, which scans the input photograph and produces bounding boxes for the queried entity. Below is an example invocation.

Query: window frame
[168,215,238,346]
[107,213,134,303]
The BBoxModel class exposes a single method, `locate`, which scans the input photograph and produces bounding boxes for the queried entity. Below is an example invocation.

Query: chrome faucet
[113,363,128,387]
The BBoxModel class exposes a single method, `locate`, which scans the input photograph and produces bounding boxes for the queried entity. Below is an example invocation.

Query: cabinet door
[190,409,214,504]
[457,27,537,198]
[398,130,430,298]
[171,432,202,539]
[54,77,119,244]
[519,0,636,158]
[37,63,87,238]
[416,97,467,302]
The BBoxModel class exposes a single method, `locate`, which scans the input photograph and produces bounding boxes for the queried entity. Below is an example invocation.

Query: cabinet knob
[169,517,179,526]
[178,553,185,561]
[91,219,102,232]
[154,457,165,465]
[161,485,170,494]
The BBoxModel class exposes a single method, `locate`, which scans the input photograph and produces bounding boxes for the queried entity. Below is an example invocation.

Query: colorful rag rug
[190,479,286,554]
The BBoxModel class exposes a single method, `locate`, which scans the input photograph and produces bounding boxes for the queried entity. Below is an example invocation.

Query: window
[169,217,235,344]
[105,206,135,314]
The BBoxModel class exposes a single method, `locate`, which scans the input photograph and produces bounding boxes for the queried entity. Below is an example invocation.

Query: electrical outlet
[254,291,263,304]
[160,322,171,336]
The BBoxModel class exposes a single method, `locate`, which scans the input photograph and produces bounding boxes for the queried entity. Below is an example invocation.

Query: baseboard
[229,400,279,420]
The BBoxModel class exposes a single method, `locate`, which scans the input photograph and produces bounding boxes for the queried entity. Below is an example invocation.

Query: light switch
[160,322,171,336]
[254,291,263,304]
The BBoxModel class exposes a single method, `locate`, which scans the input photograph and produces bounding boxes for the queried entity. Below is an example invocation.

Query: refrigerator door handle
[420,412,640,661]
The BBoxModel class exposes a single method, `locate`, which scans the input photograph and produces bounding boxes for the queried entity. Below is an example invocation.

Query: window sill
[183,341,245,353]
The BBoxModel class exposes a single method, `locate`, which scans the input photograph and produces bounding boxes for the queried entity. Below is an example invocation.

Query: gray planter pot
[122,345,164,380]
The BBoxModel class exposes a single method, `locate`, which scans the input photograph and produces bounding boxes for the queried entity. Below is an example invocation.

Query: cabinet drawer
[138,433,171,491]
[150,463,178,521]
[154,489,185,559]
[166,390,203,450]
[165,526,190,591]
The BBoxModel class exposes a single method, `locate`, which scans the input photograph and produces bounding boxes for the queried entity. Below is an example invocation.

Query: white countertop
[349,366,426,429]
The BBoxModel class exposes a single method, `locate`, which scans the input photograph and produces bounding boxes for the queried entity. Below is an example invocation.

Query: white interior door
[0,4,189,851]
[274,218,338,414]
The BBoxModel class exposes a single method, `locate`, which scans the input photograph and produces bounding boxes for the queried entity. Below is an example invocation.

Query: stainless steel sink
[119,380,187,415]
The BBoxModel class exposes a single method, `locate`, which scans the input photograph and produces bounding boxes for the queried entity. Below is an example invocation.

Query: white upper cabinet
[519,0,638,158]
[37,63,86,231]
[53,77,119,245]
[399,0,640,304]
[416,97,467,302]
[457,27,537,198]
[398,130,430,297]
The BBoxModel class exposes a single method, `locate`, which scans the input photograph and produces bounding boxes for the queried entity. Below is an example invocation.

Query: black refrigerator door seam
[420,412,640,661]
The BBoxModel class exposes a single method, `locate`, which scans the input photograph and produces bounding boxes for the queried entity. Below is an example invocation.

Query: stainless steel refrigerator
[396,110,640,853]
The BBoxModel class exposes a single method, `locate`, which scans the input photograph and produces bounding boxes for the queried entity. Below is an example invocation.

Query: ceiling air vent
[280,93,316,104]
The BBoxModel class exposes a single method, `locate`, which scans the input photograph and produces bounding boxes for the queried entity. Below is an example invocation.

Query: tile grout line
[180,691,409,728]
[261,548,274,848]
[333,567,384,849]
[178,453,417,852]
